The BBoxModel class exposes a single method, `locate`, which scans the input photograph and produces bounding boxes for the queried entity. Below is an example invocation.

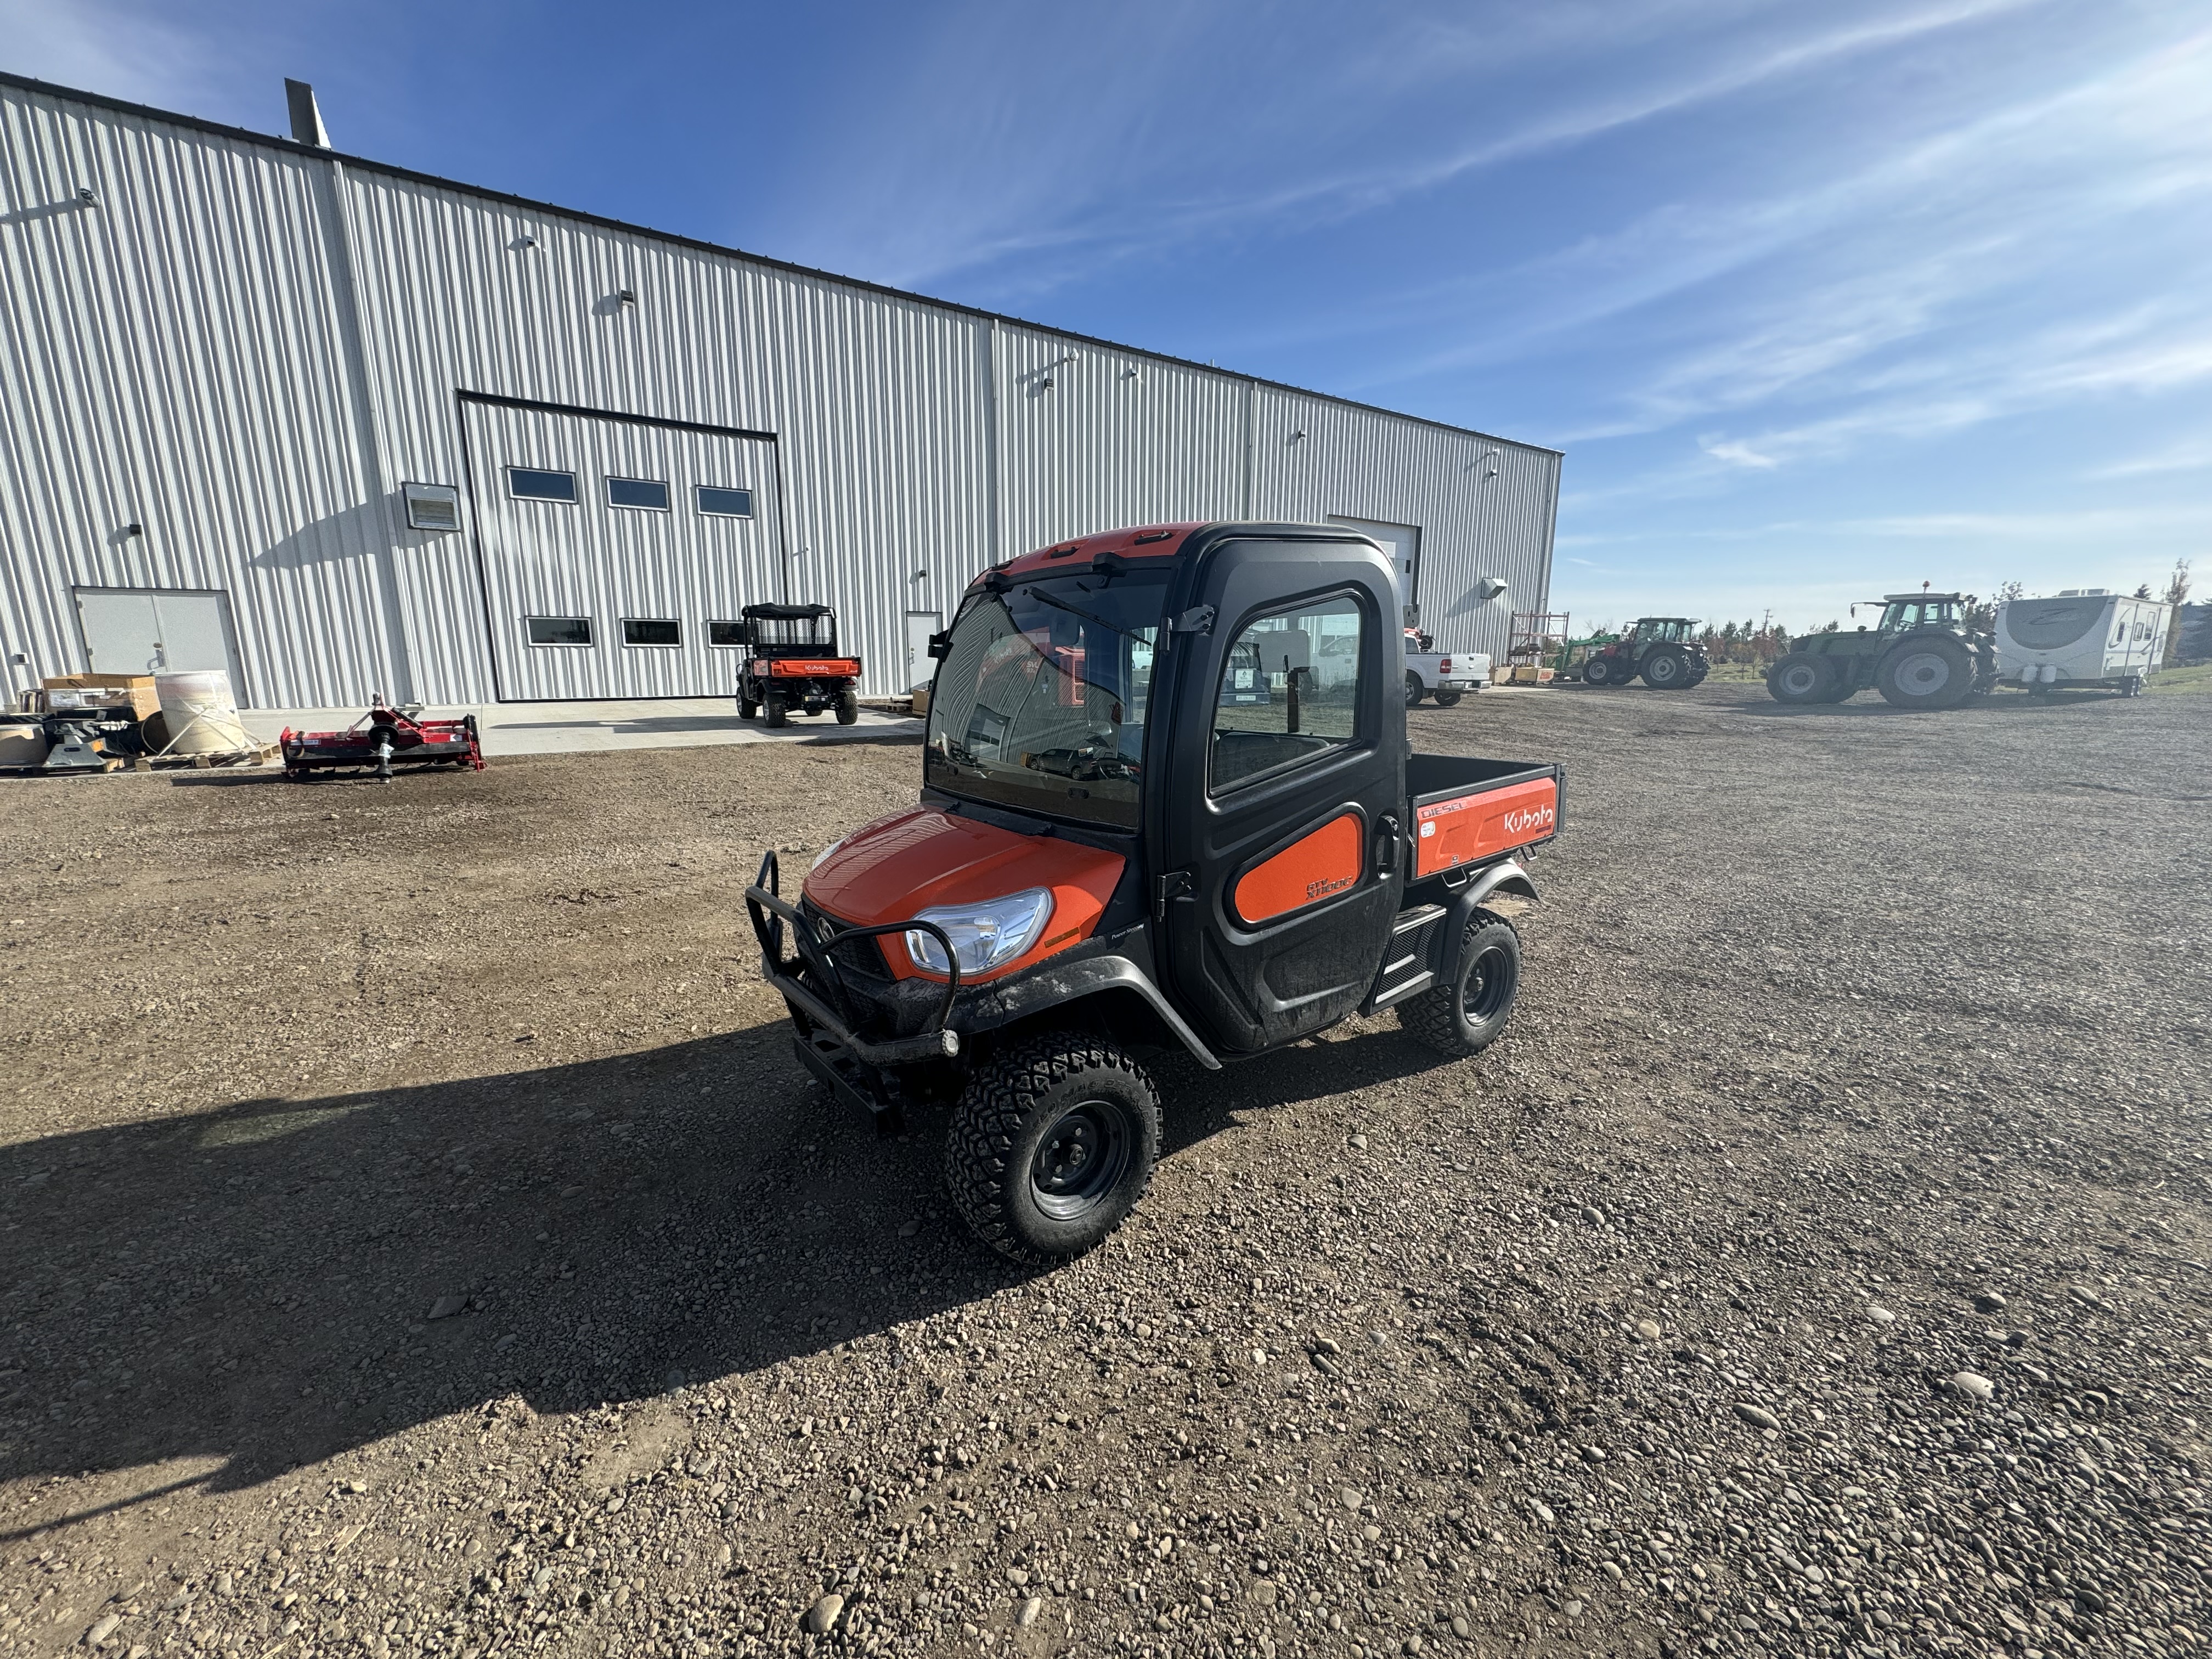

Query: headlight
[905,888,1054,977]
[810,836,847,871]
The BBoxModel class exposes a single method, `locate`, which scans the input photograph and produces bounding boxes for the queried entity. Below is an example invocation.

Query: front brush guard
[743,850,963,1068]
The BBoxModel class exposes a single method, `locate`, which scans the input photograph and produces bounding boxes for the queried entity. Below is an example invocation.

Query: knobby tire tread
[945,1030,1159,1267]
[1397,907,1516,1057]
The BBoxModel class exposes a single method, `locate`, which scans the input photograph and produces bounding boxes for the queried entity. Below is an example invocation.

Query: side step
[1363,903,1446,1014]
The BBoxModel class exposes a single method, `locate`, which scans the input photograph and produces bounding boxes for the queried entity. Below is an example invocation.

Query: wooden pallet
[132,742,280,772]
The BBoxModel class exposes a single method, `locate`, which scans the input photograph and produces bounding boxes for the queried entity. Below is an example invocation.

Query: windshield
[923,569,1169,830]
[1880,600,1957,632]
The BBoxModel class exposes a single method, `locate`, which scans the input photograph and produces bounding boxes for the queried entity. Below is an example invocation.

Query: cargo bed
[1404,753,1561,881]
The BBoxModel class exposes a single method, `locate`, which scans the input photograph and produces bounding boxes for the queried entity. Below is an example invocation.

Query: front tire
[1768,652,1835,704]
[945,1031,1161,1265]
[1397,909,1521,1057]
[1877,636,1973,710]
[1582,656,1614,686]
[834,687,860,725]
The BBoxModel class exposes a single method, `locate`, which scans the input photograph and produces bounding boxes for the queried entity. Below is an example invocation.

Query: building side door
[1150,534,1406,1057]
[461,399,781,700]
[1327,514,1421,630]
[904,611,941,695]
[75,588,249,700]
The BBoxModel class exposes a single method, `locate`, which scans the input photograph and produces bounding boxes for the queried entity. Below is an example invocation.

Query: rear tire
[1432,689,1463,708]
[835,687,860,725]
[738,684,759,720]
[1768,652,1835,704]
[945,1031,1161,1265]
[1397,909,1521,1058]
[1877,636,1973,710]
[1641,647,1692,689]
[764,691,789,728]
[1404,672,1425,708]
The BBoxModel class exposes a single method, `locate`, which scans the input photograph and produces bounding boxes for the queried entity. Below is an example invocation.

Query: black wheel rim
[1030,1099,1131,1220]
[1463,944,1514,1024]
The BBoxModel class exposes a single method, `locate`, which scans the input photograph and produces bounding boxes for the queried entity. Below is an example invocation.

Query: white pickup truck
[1404,631,1490,707]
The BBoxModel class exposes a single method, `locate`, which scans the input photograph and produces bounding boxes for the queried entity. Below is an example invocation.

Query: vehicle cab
[745,522,1562,1263]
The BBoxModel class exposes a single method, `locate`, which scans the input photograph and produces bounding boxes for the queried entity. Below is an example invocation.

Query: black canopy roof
[740,603,834,621]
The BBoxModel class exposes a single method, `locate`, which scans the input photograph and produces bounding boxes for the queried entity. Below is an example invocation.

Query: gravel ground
[1,684,2206,1659]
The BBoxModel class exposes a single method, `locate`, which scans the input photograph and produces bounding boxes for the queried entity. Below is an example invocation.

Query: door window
[606,477,670,511]
[1211,595,1364,793]
[507,467,577,503]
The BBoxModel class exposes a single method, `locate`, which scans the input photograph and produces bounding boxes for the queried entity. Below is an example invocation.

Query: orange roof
[978,522,1207,585]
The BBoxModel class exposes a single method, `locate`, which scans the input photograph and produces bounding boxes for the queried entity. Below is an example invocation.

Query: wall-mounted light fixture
[1288,429,1307,444]
[618,288,636,307]
[911,568,929,583]
[1038,374,1056,392]
[1476,448,1500,479]
[77,186,98,205]
[121,522,143,539]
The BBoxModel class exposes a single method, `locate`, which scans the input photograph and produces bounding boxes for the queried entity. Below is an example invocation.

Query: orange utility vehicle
[735,603,862,726]
[745,523,1561,1263]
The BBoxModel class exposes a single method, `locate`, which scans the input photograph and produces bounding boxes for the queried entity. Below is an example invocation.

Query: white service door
[463,400,783,699]
[905,611,941,693]
[75,588,248,697]
[1328,515,1421,628]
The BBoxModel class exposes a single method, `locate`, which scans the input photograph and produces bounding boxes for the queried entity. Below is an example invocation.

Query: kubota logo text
[1502,804,1555,836]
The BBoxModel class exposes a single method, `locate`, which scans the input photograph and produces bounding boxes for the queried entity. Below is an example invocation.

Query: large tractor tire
[1398,909,1521,1058]
[1582,654,1620,687]
[1640,647,1694,690]
[1877,636,1974,710]
[945,1030,1161,1265]
[1768,652,1836,704]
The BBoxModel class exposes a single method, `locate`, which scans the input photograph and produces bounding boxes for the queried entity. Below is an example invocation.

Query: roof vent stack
[284,79,330,148]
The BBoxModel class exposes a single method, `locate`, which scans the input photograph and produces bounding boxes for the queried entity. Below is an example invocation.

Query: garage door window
[696,486,754,518]
[622,618,681,648]
[508,467,578,503]
[607,476,670,511]
[526,616,594,646]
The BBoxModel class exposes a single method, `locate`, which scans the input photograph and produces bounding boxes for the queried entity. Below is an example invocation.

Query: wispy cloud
[0,0,227,112]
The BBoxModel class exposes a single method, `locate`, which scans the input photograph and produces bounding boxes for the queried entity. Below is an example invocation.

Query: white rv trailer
[1993,590,2170,697]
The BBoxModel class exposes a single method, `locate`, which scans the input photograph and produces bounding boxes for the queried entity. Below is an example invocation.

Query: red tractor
[746,522,1562,1264]
[1579,617,1710,689]
[735,603,862,727]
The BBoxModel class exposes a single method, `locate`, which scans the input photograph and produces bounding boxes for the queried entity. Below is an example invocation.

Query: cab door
[1148,533,1405,1056]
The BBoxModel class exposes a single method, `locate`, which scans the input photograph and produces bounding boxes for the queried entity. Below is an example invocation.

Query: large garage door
[461,395,783,700]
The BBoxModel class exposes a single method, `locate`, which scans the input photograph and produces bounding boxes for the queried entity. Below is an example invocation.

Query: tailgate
[1406,755,1561,879]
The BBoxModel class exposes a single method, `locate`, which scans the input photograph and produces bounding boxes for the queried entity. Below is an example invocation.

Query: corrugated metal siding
[1252,388,1557,662]
[2,76,1558,706]
[0,89,405,707]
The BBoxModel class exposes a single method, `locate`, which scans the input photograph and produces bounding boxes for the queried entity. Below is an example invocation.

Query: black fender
[966,953,1222,1070]
[1437,859,1538,988]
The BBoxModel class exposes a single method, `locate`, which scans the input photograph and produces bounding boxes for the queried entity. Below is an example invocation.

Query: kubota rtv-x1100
[746,523,1562,1263]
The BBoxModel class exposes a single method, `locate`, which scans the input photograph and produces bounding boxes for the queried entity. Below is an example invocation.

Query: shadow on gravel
[0,1019,1436,1527]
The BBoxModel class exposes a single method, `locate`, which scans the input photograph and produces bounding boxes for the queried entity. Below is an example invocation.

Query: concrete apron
[238,698,921,758]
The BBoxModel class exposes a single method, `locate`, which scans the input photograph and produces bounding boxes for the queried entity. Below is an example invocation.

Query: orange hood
[802,806,1126,981]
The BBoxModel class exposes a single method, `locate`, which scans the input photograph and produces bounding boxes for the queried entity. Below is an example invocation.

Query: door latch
[1373,814,1402,876]
[1170,605,1215,635]
[1152,868,1193,924]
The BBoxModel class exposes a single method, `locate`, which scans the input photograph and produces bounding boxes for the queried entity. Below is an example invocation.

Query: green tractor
[1578,618,1710,689]
[1767,593,1997,710]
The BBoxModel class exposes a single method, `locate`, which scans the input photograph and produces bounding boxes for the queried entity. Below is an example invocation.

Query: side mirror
[927,631,951,660]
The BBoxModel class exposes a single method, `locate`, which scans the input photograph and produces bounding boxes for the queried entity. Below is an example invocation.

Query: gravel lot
[2,684,2207,1659]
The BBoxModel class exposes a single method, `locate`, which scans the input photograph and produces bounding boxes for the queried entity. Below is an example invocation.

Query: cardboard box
[42,674,160,721]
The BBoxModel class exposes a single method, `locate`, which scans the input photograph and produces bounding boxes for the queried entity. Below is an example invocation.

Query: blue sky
[9,0,2207,629]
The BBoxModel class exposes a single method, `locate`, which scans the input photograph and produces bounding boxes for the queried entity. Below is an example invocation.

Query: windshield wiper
[1019,585,1143,641]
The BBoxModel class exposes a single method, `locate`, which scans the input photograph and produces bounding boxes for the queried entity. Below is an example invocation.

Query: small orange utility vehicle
[735,603,861,726]
[746,523,1561,1263]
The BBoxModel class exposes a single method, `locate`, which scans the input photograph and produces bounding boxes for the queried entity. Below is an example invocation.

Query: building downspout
[309,153,417,704]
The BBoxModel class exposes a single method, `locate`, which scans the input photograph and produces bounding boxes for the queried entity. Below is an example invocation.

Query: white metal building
[0,72,1560,708]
